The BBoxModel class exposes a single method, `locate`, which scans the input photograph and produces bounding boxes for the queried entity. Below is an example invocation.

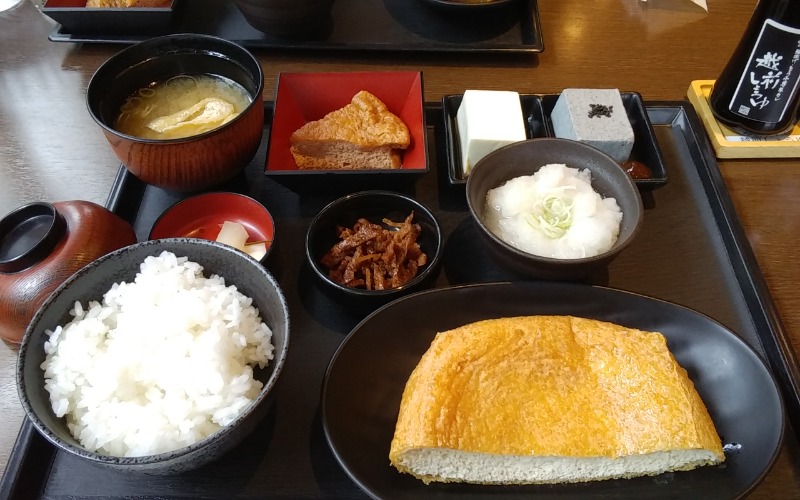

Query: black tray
[42,0,179,35]
[2,101,799,499]
[47,0,544,55]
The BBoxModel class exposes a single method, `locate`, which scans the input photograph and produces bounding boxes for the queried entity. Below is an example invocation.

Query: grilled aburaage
[390,316,724,485]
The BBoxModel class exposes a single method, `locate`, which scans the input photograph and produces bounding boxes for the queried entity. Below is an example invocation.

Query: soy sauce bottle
[710,0,800,135]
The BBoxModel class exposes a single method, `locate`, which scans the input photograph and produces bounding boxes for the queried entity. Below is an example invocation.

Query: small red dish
[265,71,428,191]
[149,192,275,262]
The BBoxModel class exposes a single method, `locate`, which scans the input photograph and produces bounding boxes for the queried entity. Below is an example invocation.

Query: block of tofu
[550,89,634,163]
[456,90,526,176]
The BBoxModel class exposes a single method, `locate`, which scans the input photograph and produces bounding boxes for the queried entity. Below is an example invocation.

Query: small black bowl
[466,138,643,280]
[305,191,442,309]
[17,239,289,474]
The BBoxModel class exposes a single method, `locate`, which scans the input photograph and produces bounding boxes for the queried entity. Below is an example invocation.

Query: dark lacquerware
[0,201,136,343]
[16,239,289,474]
[87,33,265,192]
[41,0,178,35]
[1,102,798,499]
[466,138,643,280]
[0,203,65,273]
[322,282,784,499]
[47,0,544,55]
[443,93,668,189]
[305,191,443,310]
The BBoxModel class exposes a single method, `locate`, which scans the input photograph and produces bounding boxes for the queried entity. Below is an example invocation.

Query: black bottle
[710,0,800,135]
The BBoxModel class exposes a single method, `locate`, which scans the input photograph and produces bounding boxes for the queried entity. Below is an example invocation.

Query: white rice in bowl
[40,251,275,458]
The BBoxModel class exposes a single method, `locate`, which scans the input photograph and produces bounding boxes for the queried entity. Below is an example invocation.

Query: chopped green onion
[525,194,574,239]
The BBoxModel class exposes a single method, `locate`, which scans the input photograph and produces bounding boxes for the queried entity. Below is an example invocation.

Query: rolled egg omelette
[389,315,724,485]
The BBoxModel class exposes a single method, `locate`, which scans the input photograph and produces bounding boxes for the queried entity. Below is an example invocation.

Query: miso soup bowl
[466,138,643,281]
[87,34,264,192]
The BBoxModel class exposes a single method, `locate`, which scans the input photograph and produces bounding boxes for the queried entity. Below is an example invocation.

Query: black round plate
[322,282,783,499]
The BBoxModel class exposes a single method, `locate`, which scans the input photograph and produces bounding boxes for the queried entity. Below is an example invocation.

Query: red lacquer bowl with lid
[0,201,137,343]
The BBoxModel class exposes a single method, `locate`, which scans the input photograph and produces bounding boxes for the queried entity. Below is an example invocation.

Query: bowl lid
[0,202,66,274]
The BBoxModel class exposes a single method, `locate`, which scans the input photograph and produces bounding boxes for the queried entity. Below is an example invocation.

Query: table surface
[2,0,800,497]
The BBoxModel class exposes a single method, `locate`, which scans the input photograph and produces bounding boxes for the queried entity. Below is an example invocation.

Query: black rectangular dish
[443,93,668,189]
[42,0,179,35]
[2,101,799,499]
[47,0,544,55]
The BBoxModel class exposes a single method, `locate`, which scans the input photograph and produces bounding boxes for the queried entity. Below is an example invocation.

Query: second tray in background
[47,0,544,55]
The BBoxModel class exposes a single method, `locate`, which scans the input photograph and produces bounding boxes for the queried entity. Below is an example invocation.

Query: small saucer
[149,192,275,263]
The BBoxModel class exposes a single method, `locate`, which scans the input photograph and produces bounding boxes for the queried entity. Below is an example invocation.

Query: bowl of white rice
[466,138,643,280]
[16,238,289,474]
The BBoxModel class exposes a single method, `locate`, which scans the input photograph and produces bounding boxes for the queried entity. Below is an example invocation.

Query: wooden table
[2,0,800,497]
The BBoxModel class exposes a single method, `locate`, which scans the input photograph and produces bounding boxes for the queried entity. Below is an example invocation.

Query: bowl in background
[232,0,334,38]
[466,138,643,280]
[305,191,442,308]
[266,71,428,192]
[420,0,520,13]
[17,238,289,474]
[149,192,275,264]
[0,200,136,343]
[86,34,265,192]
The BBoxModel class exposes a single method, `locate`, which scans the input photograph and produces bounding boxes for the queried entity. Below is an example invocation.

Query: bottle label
[728,18,800,124]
